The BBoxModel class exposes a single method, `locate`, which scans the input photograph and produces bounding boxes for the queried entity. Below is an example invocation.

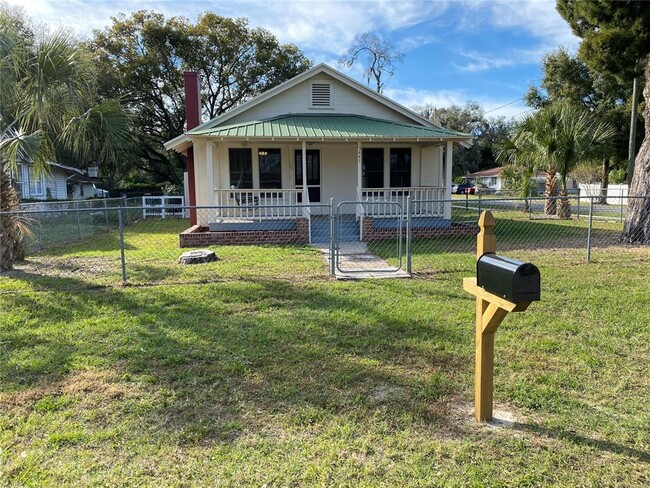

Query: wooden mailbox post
[463,211,539,422]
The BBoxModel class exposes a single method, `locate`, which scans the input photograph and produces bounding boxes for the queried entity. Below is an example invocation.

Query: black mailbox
[477,253,540,303]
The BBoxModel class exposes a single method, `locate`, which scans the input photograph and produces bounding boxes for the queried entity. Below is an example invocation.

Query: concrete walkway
[312,242,411,280]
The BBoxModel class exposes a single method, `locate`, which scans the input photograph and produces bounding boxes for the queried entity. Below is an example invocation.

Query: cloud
[485,0,579,51]
[4,0,450,54]
[383,86,530,119]
[397,34,439,52]
[453,50,515,73]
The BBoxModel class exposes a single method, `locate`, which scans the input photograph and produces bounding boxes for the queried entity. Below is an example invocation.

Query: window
[258,148,282,189]
[310,82,331,108]
[229,148,253,189]
[390,148,411,187]
[362,148,384,188]
[28,166,44,196]
[11,163,23,196]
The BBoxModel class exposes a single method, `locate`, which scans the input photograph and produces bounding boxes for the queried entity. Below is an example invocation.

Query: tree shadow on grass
[3,271,646,471]
[513,422,650,463]
[2,273,476,446]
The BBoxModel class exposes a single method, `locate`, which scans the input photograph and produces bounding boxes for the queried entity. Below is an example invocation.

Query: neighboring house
[464,168,579,194]
[165,63,473,245]
[463,167,503,192]
[12,161,104,200]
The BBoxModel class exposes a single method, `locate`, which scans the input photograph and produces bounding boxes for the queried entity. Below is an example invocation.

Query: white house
[463,167,504,192]
[13,162,104,201]
[165,64,473,244]
[464,167,579,195]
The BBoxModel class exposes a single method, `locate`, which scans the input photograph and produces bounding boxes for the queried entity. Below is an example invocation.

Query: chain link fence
[1,195,648,291]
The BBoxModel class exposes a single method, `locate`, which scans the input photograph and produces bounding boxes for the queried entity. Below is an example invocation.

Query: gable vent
[311,83,331,107]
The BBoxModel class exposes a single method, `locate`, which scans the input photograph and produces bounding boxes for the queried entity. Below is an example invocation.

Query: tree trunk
[544,170,557,215]
[621,59,650,244]
[0,164,22,271]
[596,157,610,205]
[557,189,571,219]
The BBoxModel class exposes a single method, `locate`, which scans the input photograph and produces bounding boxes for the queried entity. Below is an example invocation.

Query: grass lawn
[0,221,649,485]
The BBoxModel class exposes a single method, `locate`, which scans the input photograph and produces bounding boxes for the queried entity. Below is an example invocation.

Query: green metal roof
[187,114,471,140]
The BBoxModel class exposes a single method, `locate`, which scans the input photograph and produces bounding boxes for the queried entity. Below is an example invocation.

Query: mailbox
[477,253,540,303]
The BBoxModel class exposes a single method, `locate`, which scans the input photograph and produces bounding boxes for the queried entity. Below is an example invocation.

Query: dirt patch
[11,257,115,278]
[0,369,132,412]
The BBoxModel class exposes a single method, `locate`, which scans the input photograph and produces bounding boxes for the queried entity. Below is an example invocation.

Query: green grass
[0,220,649,486]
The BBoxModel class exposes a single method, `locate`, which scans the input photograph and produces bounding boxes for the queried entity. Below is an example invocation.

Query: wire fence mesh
[1,195,649,292]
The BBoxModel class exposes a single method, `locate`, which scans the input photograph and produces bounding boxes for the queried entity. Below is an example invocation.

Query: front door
[295,149,321,203]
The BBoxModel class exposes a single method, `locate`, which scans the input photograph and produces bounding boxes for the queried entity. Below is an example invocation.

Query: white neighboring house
[463,167,504,192]
[165,63,473,235]
[12,162,105,200]
[464,167,579,194]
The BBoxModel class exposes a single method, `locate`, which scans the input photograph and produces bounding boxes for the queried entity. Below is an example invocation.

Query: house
[12,162,105,201]
[463,167,579,195]
[463,167,504,192]
[165,64,473,245]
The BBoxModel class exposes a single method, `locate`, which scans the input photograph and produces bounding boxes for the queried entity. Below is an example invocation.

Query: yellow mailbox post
[463,211,540,422]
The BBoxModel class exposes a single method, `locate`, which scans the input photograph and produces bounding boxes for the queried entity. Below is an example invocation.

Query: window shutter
[311,83,331,107]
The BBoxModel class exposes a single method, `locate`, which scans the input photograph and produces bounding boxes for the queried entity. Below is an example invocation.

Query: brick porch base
[179,218,310,247]
[362,216,478,240]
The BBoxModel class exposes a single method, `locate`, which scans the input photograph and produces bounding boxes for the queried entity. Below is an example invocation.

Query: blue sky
[8,0,579,118]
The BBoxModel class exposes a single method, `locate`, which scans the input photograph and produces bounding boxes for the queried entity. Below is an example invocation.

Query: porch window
[362,148,384,188]
[258,148,282,189]
[28,166,44,196]
[390,148,411,187]
[229,148,253,189]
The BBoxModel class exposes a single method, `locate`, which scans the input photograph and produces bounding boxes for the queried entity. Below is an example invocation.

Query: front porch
[212,186,446,219]
[203,185,450,245]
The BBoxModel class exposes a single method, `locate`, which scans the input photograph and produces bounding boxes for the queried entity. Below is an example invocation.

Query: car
[454,182,475,195]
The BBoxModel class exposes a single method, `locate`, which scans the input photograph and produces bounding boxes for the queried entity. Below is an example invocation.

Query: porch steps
[310,215,359,243]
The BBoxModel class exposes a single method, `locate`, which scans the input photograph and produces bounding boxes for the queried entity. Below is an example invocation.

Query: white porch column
[205,141,215,206]
[301,140,308,204]
[445,141,453,219]
[357,142,362,199]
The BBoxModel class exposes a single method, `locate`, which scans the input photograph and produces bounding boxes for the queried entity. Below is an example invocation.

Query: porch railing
[214,189,302,219]
[361,187,445,217]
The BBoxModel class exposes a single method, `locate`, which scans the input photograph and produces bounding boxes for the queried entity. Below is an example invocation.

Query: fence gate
[334,201,405,273]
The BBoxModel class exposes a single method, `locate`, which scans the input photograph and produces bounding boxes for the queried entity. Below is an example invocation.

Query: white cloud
[4,0,450,52]
[485,0,579,51]
[453,50,515,73]
[397,34,438,52]
[383,86,530,119]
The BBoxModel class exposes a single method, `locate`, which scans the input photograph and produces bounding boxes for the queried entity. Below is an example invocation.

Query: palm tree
[497,103,614,219]
[499,164,536,213]
[1,16,133,271]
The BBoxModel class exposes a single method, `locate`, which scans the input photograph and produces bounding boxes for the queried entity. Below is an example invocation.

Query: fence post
[406,196,412,274]
[620,192,624,223]
[329,198,336,276]
[576,191,581,220]
[587,196,594,263]
[104,199,110,231]
[121,196,128,225]
[478,192,482,219]
[118,204,128,283]
[75,201,82,240]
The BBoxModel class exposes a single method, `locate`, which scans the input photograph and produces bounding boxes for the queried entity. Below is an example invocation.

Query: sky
[5,0,580,119]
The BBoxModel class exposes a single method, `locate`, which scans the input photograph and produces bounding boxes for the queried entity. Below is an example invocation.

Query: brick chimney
[183,71,201,225]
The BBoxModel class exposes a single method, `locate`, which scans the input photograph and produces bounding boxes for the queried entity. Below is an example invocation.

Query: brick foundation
[361,216,478,241]
[180,218,310,247]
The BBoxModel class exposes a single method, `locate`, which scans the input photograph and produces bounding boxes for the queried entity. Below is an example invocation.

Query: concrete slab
[312,242,410,280]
